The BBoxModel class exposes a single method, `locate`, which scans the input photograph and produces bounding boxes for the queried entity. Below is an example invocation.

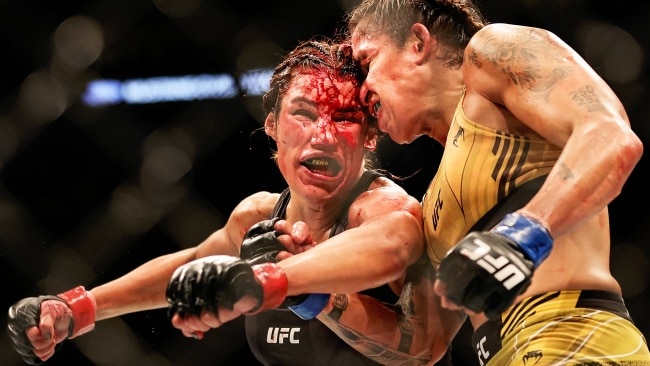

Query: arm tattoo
[396,282,415,353]
[321,291,430,366]
[569,84,605,112]
[479,28,569,99]
[328,294,348,321]
[556,161,574,181]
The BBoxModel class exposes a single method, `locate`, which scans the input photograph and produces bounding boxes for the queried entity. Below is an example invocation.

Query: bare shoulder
[468,23,562,52]
[226,191,281,237]
[356,175,422,217]
[196,191,281,256]
[465,23,579,102]
[466,23,561,76]
[232,191,280,221]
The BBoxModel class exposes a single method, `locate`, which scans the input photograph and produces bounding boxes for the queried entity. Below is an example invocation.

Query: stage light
[82,68,273,107]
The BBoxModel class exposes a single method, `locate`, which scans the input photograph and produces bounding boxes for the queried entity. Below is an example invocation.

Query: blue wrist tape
[491,213,553,267]
[288,293,330,320]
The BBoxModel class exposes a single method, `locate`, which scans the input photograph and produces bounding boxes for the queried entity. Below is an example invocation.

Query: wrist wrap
[289,293,330,320]
[491,213,553,267]
[57,286,96,338]
[249,263,289,313]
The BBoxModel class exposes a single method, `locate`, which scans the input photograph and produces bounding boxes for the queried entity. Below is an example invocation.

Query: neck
[422,67,465,144]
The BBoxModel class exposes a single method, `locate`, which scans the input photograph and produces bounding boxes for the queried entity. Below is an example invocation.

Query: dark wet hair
[261,38,381,165]
[347,0,488,68]
[263,39,365,115]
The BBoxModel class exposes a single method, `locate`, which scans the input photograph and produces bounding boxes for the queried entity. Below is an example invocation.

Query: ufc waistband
[472,290,649,366]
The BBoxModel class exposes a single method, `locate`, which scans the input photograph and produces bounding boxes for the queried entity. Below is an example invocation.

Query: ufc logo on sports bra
[460,237,525,290]
[266,327,301,344]
[476,335,489,366]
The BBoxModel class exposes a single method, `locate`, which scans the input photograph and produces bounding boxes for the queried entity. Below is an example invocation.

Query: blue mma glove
[437,213,553,319]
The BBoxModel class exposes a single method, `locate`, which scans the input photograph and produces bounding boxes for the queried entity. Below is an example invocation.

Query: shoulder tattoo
[475,28,570,99]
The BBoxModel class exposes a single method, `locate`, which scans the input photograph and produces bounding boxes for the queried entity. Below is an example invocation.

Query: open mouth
[370,101,381,118]
[300,157,342,177]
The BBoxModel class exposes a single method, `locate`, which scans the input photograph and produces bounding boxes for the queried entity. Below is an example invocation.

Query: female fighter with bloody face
[8,40,463,366]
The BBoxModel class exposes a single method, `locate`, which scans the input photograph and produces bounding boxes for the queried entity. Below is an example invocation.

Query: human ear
[411,23,433,64]
[264,113,278,140]
[364,128,378,151]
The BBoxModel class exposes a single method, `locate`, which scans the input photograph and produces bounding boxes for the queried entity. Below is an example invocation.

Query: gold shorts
[473,290,650,365]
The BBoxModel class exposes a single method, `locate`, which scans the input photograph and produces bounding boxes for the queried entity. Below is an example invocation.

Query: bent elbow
[384,212,425,273]
[625,132,643,167]
[616,130,643,186]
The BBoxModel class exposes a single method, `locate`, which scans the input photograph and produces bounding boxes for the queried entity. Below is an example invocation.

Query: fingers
[434,279,459,309]
[40,300,73,342]
[25,324,56,362]
[274,220,316,257]
[275,220,314,246]
[170,298,254,339]
[36,311,55,342]
[233,295,258,314]
[434,279,477,316]
[170,313,210,339]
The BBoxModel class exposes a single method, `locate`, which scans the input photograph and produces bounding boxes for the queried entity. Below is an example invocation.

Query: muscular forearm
[317,290,454,366]
[314,262,466,366]
[91,248,197,320]
[521,123,642,236]
[280,211,423,295]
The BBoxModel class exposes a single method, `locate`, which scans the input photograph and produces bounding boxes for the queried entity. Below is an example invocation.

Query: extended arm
[7,191,277,364]
[279,182,425,296]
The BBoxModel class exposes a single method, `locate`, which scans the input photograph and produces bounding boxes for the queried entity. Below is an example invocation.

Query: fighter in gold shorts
[422,95,650,365]
[476,290,648,365]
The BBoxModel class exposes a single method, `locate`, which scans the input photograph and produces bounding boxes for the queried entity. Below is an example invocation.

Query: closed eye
[333,108,364,124]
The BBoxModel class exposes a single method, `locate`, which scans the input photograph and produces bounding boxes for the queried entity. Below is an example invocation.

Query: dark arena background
[1,1,648,365]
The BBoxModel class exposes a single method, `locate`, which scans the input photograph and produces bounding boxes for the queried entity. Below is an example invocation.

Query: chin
[386,130,410,145]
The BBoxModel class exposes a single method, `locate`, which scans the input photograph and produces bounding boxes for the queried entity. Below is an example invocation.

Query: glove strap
[288,293,330,320]
[250,263,289,313]
[491,213,553,267]
[57,286,96,338]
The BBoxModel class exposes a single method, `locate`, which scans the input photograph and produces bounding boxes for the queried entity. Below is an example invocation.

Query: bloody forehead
[297,67,361,110]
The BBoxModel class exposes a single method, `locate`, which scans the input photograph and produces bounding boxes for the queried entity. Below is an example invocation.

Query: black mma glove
[240,218,284,265]
[166,255,289,318]
[238,218,329,318]
[7,286,96,365]
[437,213,553,320]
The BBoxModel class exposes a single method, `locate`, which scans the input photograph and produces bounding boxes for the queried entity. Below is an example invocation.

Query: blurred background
[0,0,648,365]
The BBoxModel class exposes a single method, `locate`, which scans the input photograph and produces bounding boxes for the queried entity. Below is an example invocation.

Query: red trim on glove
[57,286,96,337]
[250,263,288,313]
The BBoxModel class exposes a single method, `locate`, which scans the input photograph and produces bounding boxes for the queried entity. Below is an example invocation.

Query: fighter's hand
[7,287,96,364]
[240,218,285,265]
[238,218,324,318]
[166,255,289,337]
[272,220,316,260]
[240,218,316,263]
[435,213,553,320]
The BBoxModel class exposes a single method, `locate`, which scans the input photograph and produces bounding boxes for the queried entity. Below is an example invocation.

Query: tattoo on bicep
[569,85,605,112]
[480,29,569,98]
